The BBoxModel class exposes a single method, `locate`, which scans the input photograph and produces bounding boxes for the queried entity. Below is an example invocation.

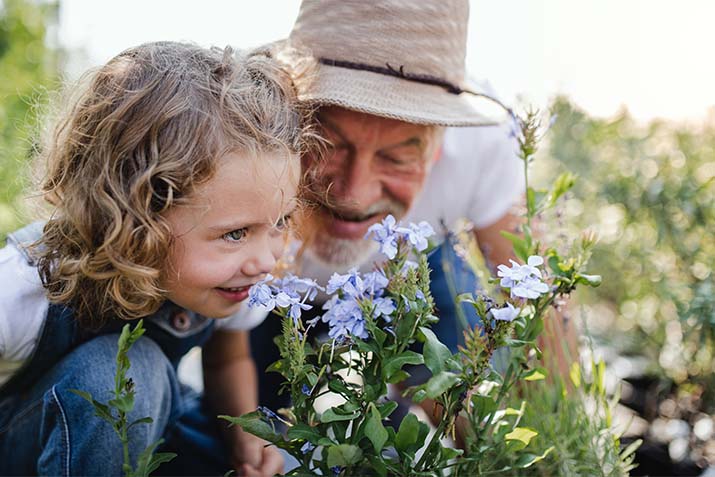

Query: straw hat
[288,0,495,127]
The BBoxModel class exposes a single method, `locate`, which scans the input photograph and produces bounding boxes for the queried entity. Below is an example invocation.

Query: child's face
[162,151,299,318]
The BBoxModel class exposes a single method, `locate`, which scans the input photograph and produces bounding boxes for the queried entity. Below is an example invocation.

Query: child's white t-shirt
[0,243,267,387]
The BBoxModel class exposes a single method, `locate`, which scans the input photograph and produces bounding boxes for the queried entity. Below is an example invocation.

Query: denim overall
[0,222,230,476]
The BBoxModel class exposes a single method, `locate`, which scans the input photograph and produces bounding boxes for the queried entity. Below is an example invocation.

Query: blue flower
[301,384,311,396]
[275,274,323,301]
[248,275,276,309]
[326,268,363,296]
[497,255,549,300]
[362,270,389,297]
[511,276,550,299]
[366,214,400,259]
[366,215,438,258]
[300,441,315,455]
[288,300,313,322]
[257,406,279,421]
[248,274,322,324]
[322,299,368,340]
[372,297,396,322]
[397,221,435,252]
[491,302,521,322]
[331,466,343,475]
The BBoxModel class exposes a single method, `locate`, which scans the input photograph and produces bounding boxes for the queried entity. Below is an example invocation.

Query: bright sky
[57,0,715,122]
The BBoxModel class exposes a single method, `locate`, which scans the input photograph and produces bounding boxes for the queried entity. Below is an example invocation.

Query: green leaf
[440,447,463,460]
[364,403,388,452]
[372,327,387,348]
[69,389,115,424]
[471,394,498,420]
[620,439,642,459]
[411,389,428,403]
[128,416,154,429]
[383,351,423,381]
[513,446,554,469]
[321,407,360,423]
[500,231,529,262]
[523,367,547,381]
[266,359,287,374]
[219,412,282,444]
[306,372,318,387]
[286,423,321,442]
[108,394,135,414]
[386,369,411,384]
[328,378,354,398]
[133,438,176,477]
[376,401,398,419]
[575,273,602,287]
[420,327,452,375]
[368,455,388,477]
[395,413,419,453]
[570,362,581,388]
[425,371,460,399]
[526,187,536,215]
[547,172,577,207]
[354,338,379,354]
[326,444,363,467]
[505,427,538,450]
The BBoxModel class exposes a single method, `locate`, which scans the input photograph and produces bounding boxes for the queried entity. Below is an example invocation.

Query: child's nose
[242,236,278,277]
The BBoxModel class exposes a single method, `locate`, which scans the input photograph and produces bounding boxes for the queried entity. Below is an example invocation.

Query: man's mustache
[311,196,406,222]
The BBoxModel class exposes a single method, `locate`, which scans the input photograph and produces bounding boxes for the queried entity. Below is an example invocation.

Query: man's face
[303,106,438,266]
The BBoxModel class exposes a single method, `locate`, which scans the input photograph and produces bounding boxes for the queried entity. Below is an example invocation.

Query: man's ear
[429,126,446,164]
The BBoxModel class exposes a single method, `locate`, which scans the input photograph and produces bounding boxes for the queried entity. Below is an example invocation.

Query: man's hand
[232,432,283,476]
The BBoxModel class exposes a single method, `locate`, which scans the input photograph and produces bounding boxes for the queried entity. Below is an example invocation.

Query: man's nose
[332,152,381,208]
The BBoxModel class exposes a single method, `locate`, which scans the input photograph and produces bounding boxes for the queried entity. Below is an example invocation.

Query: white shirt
[299,123,525,284]
[0,242,265,387]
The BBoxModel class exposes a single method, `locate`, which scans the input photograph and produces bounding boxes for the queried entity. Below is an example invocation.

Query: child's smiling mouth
[215,285,252,303]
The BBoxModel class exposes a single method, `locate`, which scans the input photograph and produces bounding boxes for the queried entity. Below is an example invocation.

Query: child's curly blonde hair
[34,41,314,328]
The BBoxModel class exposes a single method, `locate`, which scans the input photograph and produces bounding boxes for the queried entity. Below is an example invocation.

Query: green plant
[71,321,176,477]
[223,109,606,476]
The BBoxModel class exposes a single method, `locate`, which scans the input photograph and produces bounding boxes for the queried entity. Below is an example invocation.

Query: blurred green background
[0,0,58,235]
[2,0,714,473]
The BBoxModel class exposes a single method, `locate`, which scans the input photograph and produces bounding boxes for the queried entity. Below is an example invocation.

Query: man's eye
[380,153,410,166]
[223,228,247,242]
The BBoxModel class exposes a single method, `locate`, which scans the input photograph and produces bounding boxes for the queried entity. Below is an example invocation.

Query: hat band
[319,58,466,95]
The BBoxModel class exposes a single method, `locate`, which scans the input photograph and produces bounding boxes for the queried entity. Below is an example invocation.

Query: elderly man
[251,0,528,413]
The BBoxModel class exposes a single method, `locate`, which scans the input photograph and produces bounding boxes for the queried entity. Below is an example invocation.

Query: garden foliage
[222,110,615,476]
[546,98,715,402]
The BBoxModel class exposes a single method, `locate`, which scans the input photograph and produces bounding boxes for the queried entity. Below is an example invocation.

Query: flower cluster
[497,255,550,300]
[248,274,323,323]
[247,215,435,343]
[320,268,395,341]
[365,214,435,259]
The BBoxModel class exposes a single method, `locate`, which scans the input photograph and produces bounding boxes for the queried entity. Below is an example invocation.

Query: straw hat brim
[299,63,498,127]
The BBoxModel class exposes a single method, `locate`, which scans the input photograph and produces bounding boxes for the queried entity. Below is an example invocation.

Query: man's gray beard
[310,234,380,268]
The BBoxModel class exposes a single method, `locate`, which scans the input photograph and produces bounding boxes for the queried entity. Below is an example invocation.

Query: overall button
[171,310,192,331]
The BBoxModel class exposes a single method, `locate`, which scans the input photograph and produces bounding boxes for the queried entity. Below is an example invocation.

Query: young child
[0,41,308,476]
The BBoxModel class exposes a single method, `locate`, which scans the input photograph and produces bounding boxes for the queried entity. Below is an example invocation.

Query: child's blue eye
[223,228,247,242]
[276,214,292,230]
